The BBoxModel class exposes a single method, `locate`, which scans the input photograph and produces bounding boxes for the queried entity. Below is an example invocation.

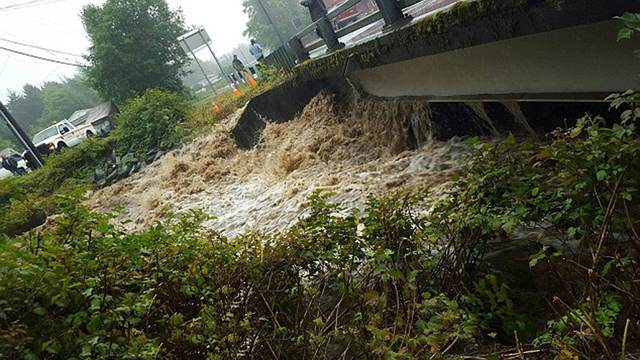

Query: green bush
[0,188,512,359]
[1,109,638,358]
[112,88,190,151]
[0,138,114,236]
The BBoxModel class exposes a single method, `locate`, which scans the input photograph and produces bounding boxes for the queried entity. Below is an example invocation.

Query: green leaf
[90,297,101,310]
[312,317,325,327]
[81,344,92,357]
[33,306,46,315]
[170,313,184,327]
[42,340,61,354]
[618,27,633,41]
[388,269,404,280]
[502,219,517,233]
[88,336,99,345]
[529,246,549,268]
[596,170,608,181]
[87,316,102,333]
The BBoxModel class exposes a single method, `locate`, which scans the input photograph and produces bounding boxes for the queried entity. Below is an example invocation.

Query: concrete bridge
[234,0,640,149]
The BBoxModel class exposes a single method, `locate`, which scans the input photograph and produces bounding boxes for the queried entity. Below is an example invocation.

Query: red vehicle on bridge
[326,0,377,30]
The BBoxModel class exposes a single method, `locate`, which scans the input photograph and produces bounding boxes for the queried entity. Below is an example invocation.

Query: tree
[181,59,218,90]
[6,84,44,130]
[243,0,312,50]
[37,77,101,129]
[2,84,45,149]
[81,0,190,103]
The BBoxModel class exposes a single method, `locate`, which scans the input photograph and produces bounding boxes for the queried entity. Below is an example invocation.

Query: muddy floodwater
[88,93,469,236]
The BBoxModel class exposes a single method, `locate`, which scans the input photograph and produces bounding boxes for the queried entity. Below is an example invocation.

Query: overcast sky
[0,0,249,102]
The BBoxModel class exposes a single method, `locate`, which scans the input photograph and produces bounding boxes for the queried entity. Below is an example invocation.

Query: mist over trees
[37,78,101,130]
[81,0,190,104]
[242,0,311,50]
[181,43,256,92]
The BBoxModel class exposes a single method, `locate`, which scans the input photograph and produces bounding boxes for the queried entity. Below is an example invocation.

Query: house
[69,102,119,136]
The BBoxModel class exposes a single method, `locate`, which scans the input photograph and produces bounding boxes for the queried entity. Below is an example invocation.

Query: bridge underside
[349,20,640,101]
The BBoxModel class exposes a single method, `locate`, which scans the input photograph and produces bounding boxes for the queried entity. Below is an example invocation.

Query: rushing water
[88,92,469,236]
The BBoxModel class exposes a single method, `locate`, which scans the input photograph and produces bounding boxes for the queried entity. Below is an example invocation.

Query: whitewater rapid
[88,92,468,236]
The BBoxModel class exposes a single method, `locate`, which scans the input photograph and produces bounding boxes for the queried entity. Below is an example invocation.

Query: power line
[0,37,82,57]
[0,0,66,12]
[21,11,87,41]
[0,46,85,67]
[0,53,11,78]
[0,28,76,63]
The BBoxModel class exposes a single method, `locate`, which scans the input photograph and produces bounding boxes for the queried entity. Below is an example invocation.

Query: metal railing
[264,0,421,71]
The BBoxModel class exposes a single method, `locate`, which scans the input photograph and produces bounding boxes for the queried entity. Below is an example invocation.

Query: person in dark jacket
[1,154,19,175]
[232,55,245,83]
[300,0,327,22]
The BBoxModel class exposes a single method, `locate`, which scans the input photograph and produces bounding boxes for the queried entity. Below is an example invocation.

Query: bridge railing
[264,0,420,71]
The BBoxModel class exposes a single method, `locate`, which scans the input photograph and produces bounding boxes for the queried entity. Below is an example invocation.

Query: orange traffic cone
[244,71,258,87]
[210,101,220,112]
[229,83,242,96]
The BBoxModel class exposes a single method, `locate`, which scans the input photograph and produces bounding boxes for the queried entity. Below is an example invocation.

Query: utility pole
[197,31,235,88]
[0,101,44,169]
[186,46,218,96]
[255,0,286,47]
[179,27,236,94]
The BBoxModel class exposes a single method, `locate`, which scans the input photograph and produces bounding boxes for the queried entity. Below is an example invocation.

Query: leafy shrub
[1,107,638,358]
[0,138,114,236]
[442,112,640,358]
[0,187,516,359]
[112,88,190,151]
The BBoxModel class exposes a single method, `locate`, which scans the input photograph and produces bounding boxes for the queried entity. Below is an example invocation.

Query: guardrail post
[316,16,344,52]
[288,37,310,63]
[374,0,411,28]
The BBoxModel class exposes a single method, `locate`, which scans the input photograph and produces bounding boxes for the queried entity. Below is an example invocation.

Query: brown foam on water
[88,92,468,235]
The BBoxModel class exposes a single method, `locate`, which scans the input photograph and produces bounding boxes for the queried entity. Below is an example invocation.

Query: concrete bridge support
[348,20,640,100]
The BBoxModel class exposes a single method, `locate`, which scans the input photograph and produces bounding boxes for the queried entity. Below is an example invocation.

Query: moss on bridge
[293,0,636,82]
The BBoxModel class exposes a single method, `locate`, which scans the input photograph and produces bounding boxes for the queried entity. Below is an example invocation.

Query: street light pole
[183,41,218,96]
[196,31,234,88]
[255,0,286,47]
[0,101,44,169]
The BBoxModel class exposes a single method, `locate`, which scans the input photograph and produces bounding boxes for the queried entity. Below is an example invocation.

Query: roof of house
[68,108,91,125]
[70,102,119,127]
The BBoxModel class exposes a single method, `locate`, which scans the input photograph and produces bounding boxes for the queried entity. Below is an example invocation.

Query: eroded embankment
[88,92,467,235]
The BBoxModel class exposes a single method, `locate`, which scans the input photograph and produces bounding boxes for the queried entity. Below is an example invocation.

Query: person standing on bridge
[249,39,264,63]
[300,0,328,37]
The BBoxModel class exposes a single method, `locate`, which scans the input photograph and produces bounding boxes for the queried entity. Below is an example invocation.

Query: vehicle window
[32,127,60,143]
[59,126,70,135]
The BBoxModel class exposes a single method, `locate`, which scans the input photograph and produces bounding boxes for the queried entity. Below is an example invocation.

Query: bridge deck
[296,0,640,100]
